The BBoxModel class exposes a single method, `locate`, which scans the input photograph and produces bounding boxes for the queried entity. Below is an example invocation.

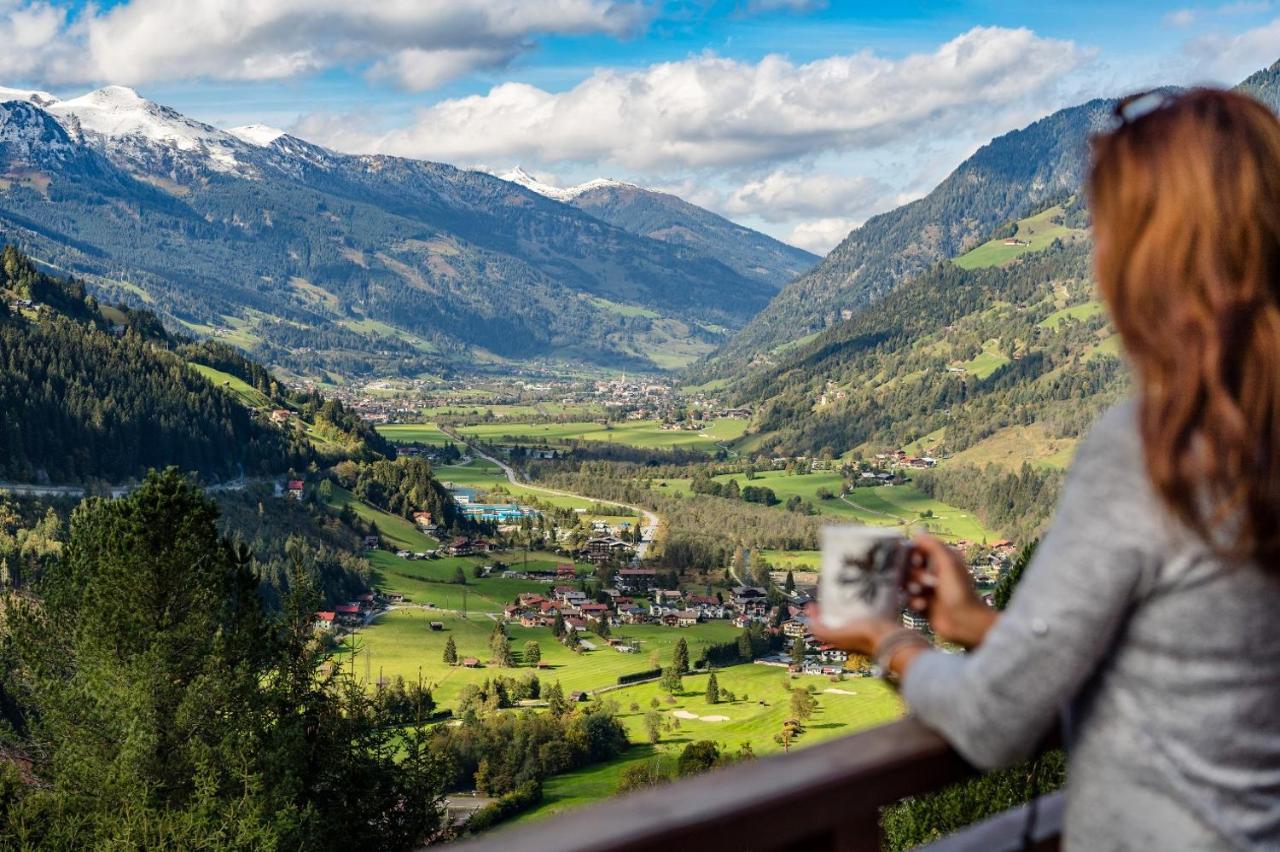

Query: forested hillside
[0,247,376,484]
[710,56,1280,371]
[558,182,818,288]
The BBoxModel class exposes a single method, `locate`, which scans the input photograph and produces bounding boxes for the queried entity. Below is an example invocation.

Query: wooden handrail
[449,718,986,852]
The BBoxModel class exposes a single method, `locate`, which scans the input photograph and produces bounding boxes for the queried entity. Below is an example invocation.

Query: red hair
[1090,88,1280,560]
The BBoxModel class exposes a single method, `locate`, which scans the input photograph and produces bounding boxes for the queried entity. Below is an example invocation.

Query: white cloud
[298,27,1090,170]
[0,0,649,89]
[1164,9,1197,26]
[786,217,860,253]
[721,169,890,223]
[0,1,65,78]
[740,0,828,13]
[1183,16,1280,81]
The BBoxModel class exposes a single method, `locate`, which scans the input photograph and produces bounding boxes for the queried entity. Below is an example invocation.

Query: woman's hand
[907,533,997,649]
[806,607,901,656]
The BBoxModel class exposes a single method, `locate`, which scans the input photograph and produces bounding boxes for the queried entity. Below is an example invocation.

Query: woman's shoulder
[1072,397,1143,475]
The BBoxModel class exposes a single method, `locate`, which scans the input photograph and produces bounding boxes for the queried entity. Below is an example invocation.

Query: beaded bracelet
[874,627,931,685]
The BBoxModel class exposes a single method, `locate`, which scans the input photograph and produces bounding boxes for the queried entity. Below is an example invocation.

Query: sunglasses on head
[1113,89,1183,126]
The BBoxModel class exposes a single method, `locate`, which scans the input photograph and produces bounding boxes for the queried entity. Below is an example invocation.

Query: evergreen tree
[5,469,449,849]
[660,667,683,694]
[791,635,807,663]
[736,631,753,661]
[706,671,720,704]
[443,634,458,666]
[672,637,690,674]
[524,640,541,667]
[546,681,568,717]
[452,566,467,584]
[783,570,796,593]
[493,636,515,668]
[552,613,566,638]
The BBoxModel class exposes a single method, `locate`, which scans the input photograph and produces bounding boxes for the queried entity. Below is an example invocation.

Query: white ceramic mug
[818,525,910,627]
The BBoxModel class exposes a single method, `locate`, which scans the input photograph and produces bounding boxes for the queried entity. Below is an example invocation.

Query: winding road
[440,426,660,559]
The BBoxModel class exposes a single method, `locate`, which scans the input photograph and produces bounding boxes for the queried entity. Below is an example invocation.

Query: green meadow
[452,418,748,454]
[375,422,454,445]
[188,362,270,409]
[650,469,1000,542]
[953,204,1087,270]
[515,665,903,824]
[435,458,638,518]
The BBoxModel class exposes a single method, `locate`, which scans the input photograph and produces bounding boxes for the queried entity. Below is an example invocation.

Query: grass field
[950,423,1078,471]
[453,418,748,454]
[322,484,440,552]
[341,609,743,707]
[1039,299,1105,328]
[953,204,1087,270]
[515,664,903,823]
[376,422,454,445]
[956,339,1010,379]
[650,470,1001,542]
[189,363,270,408]
[436,459,638,518]
[757,549,820,570]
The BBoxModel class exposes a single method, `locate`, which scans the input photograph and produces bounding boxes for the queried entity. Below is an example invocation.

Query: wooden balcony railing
[450,718,1063,852]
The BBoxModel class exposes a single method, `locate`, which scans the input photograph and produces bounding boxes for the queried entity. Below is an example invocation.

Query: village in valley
[283,373,1025,823]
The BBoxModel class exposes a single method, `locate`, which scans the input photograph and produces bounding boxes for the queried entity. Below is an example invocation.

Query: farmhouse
[286,479,305,499]
[313,611,336,631]
[616,568,657,593]
[586,535,633,564]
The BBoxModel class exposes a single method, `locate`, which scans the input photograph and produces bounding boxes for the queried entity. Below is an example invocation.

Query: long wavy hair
[1089,88,1280,560]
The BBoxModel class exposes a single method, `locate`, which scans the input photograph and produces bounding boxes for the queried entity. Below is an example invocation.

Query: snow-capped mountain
[0,100,83,170]
[0,83,790,375]
[0,86,58,108]
[228,124,285,147]
[498,166,636,202]
[48,86,256,178]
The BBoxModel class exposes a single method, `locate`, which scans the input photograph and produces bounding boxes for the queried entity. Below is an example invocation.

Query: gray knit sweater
[902,399,1280,850]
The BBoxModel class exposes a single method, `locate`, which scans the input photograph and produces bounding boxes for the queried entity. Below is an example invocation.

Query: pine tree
[552,612,566,638]
[673,637,690,674]
[493,635,514,668]
[546,681,568,717]
[784,570,796,593]
[706,671,720,704]
[524,640,541,667]
[791,635,807,663]
[660,666,683,694]
[443,635,458,665]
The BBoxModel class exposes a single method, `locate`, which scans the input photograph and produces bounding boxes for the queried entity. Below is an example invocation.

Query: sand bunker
[824,688,857,696]
[672,710,729,722]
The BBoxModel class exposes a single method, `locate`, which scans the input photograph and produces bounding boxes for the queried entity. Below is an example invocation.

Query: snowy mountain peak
[229,124,286,147]
[76,85,145,108]
[48,86,250,174]
[499,165,639,202]
[0,86,59,107]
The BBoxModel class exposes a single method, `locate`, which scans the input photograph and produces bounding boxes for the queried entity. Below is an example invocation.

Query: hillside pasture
[953,204,1087,270]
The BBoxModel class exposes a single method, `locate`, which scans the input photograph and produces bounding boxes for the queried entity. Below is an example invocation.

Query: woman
[813,88,1280,850]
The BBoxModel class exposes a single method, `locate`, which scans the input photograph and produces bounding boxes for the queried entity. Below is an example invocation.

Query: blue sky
[3,0,1278,251]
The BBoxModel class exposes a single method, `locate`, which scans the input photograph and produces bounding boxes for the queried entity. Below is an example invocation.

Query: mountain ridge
[708,56,1280,374]
[0,86,800,376]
